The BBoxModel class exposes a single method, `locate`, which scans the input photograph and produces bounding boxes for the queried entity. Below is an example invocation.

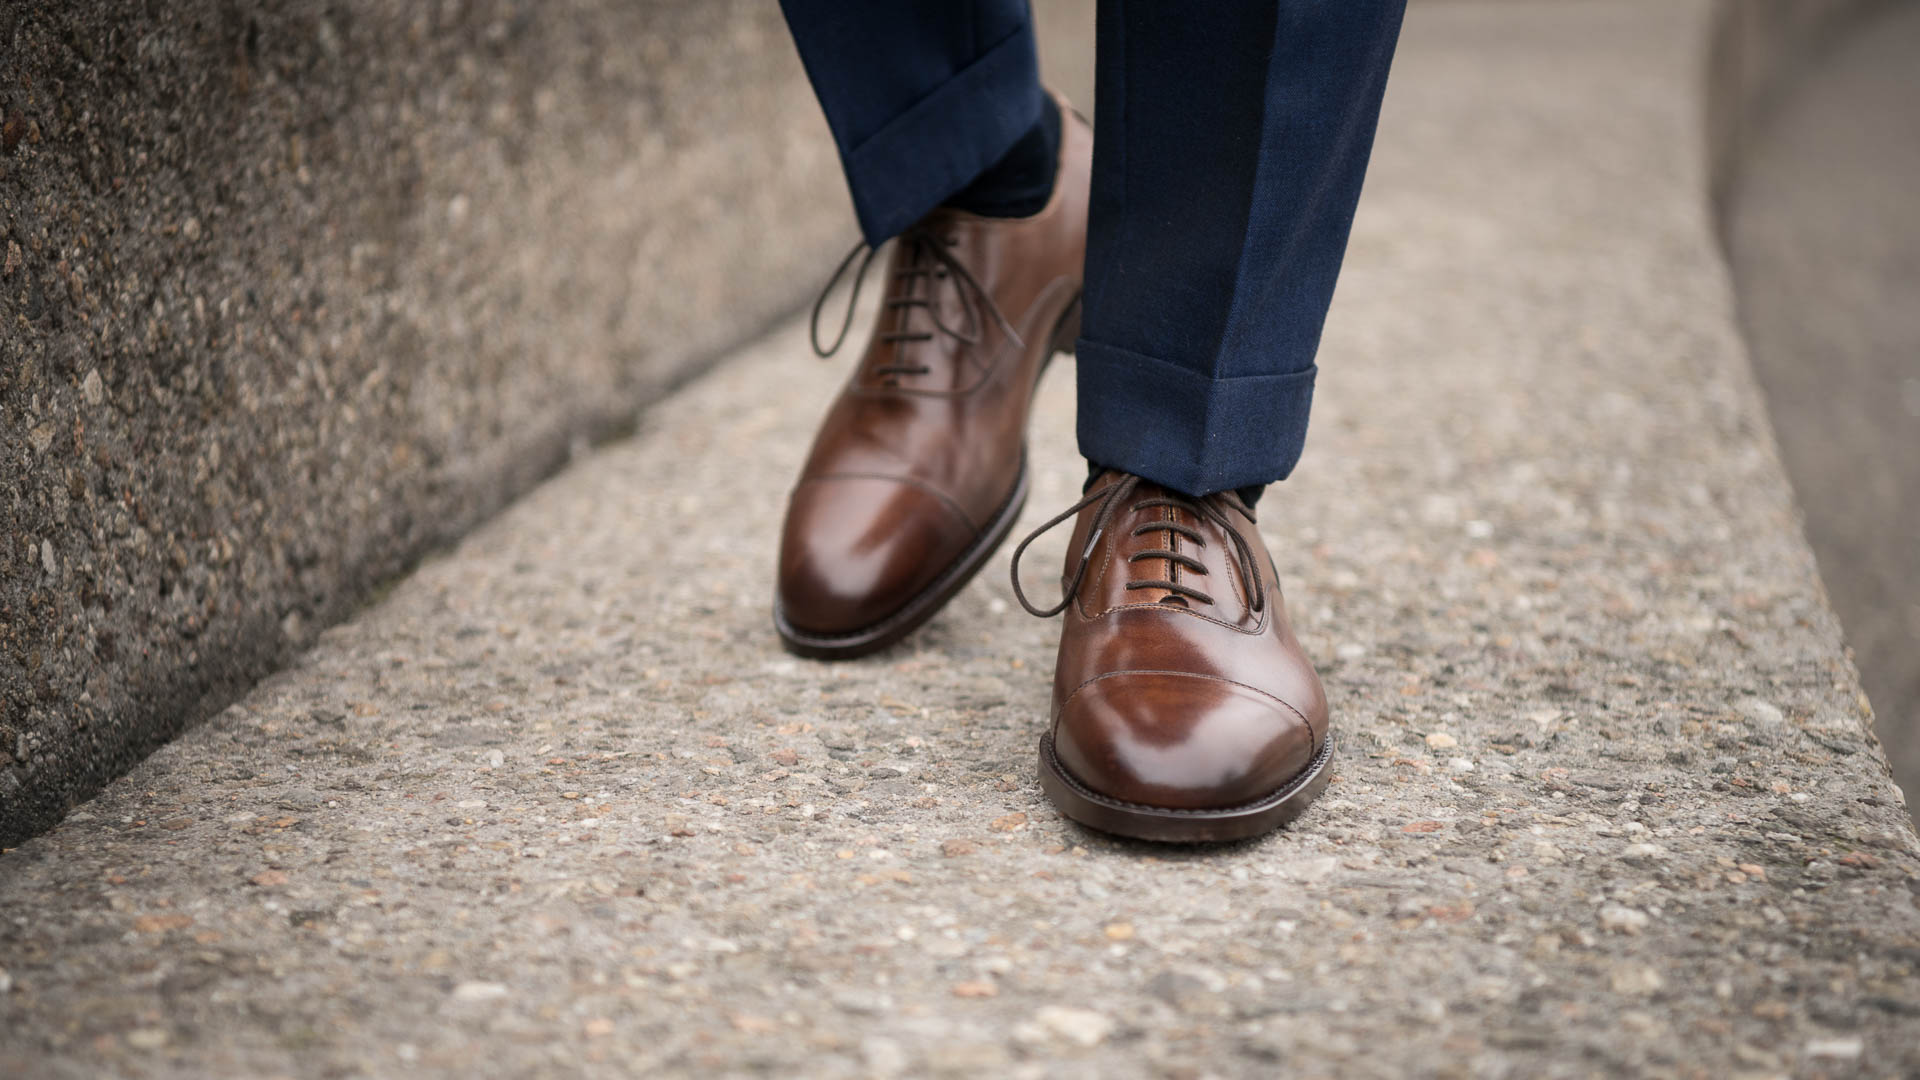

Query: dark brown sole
[773,293,1081,661]
[774,461,1030,660]
[1037,732,1334,843]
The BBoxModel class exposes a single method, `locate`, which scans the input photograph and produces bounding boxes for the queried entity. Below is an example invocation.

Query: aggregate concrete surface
[3,3,1918,1078]
[0,0,856,843]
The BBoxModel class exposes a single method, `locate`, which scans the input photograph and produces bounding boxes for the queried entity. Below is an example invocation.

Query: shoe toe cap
[777,475,976,636]
[1052,671,1317,811]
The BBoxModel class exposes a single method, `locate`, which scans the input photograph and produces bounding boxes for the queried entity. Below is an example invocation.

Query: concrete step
[2,2,1915,1077]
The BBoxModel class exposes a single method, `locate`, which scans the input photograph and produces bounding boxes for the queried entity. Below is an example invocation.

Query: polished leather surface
[1048,472,1328,810]
[779,102,1091,636]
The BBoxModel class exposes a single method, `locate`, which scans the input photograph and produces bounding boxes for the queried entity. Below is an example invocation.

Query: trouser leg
[1076,0,1406,497]
[778,0,1048,245]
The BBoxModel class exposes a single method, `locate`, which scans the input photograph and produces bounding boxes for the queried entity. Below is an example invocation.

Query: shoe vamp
[800,391,1020,524]
[1073,503,1258,621]
[1056,604,1311,715]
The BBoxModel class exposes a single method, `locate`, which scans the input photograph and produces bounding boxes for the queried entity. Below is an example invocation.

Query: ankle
[944,96,1061,220]
[1084,460,1266,508]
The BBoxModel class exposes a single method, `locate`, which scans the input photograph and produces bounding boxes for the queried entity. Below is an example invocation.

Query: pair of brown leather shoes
[773,99,1329,842]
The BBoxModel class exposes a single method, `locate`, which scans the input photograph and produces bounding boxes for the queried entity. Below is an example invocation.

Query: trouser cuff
[1075,339,1316,497]
[840,22,1045,244]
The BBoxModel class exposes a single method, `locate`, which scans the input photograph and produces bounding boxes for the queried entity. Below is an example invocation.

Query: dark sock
[1085,460,1267,508]
[1083,459,1110,493]
[945,96,1061,219]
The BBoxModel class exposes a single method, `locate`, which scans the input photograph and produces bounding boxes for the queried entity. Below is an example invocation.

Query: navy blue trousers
[780,1,1405,496]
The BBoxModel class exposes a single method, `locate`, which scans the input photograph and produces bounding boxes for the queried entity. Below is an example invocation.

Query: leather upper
[1048,472,1328,809]
[778,102,1091,635]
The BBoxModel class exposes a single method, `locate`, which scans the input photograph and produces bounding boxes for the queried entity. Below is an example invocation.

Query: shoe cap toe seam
[791,471,983,536]
[1056,668,1315,746]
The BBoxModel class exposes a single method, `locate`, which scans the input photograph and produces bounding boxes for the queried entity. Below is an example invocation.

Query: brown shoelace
[809,226,1021,379]
[1010,473,1266,617]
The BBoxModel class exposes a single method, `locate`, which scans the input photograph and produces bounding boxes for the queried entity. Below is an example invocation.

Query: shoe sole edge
[1037,731,1334,843]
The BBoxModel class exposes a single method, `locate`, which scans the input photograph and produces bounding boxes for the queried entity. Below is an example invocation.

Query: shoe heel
[1049,294,1083,356]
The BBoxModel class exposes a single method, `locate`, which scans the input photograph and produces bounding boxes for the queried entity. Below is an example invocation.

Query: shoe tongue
[865,232,967,389]
[918,207,966,230]
[1107,480,1199,607]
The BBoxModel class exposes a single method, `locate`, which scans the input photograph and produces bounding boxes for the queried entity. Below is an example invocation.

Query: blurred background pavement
[1721,0,1920,821]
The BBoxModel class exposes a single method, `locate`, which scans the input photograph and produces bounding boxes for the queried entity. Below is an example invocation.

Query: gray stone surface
[1723,0,1920,823]
[2,2,1917,1078]
[0,0,847,843]
[0,0,1093,846]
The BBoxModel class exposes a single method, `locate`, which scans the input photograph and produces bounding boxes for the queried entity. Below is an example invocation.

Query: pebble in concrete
[1,3,1917,1078]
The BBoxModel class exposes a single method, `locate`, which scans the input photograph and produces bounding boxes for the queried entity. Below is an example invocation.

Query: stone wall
[0,0,860,844]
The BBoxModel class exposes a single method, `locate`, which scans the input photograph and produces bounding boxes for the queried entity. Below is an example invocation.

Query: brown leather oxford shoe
[1012,471,1332,841]
[775,97,1090,659]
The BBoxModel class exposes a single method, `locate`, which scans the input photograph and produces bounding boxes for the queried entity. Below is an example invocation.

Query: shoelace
[1010,473,1266,617]
[809,226,1021,379]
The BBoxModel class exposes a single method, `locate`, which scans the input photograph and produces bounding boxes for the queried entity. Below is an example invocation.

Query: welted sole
[1037,732,1335,843]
